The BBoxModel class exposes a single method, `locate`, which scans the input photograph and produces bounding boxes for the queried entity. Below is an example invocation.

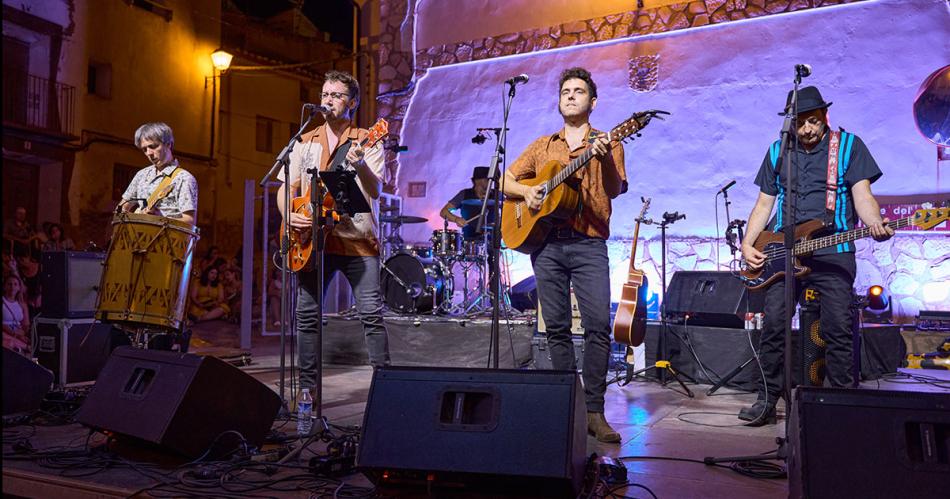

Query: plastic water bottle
[297,388,313,435]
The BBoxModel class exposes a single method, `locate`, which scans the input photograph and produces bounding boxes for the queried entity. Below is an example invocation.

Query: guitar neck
[793,217,911,255]
[627,220,642,274]
[547,147,598,192]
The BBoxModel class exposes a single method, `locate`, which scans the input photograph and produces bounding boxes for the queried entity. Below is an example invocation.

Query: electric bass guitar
[280,118,389,272]
[613,197,651,347]
[501,110,666,254]
[739,207,949,290]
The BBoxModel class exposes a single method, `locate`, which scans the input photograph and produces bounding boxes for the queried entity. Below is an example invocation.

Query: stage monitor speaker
[2,347,54,416]
[358,367,587,497]
[41,251,105,318]
[789,387,950,499]
[664,271,763,328]
[509,275,538,312]
[75,347,281,458]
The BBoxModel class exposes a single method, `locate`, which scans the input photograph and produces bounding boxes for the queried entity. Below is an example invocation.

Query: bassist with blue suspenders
[739,86,894,426]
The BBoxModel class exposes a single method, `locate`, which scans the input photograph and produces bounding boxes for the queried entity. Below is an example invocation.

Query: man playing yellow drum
[119,122,198,224]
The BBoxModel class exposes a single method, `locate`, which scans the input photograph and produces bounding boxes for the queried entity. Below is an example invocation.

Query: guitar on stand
[613,197,651,348]
[501,110,668,254]
[739,206,949,290]
[278,118,389,272]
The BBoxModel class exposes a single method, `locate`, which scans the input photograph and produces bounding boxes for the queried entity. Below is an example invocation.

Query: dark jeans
[757,253,856,404]
[297,254,390,391]
[532,235,612,413]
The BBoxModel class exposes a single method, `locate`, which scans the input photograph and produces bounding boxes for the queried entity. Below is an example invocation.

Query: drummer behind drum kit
[94,212,199,348]
[379,199,496,315]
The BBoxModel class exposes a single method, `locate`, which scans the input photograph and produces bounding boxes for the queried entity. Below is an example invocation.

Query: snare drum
[430,229,460,258]
[96,213,199,330]
[381,253,452,313]
[461,239,486,261]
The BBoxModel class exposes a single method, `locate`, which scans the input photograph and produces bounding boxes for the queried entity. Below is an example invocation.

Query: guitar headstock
[911,207,950,231]
[637,197,651,222]
[608,109,670,143]
[364,118,389,148]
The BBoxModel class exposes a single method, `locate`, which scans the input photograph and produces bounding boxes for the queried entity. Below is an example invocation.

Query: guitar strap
[825,130,841,223]
[144,166,183,212]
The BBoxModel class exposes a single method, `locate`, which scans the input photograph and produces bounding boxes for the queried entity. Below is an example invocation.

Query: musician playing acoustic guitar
[502,67,627,443]
[276,70,391,395]
[739,86,893,426]
[119,122,198,224]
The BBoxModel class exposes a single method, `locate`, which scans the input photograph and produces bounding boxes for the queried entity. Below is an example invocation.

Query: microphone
[505,74,529,85]
[795,64,812,78]
[304,103,331,115]
[663,211,686,222]
[719,180,736,195]
[471,134,487,145]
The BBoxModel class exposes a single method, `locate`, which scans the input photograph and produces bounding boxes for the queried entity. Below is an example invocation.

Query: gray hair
[134,122,175,149]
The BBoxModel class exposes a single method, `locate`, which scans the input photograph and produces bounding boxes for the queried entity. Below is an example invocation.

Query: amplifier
[41,251,105,318]
[664,271,764,328]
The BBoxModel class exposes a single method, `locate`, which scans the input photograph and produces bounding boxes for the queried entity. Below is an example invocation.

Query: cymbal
[381,215,428,224]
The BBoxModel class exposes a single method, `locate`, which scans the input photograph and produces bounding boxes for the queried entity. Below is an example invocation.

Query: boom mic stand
[475,79,518,368]
[260,104,321,414]
[705,64,808,469]
[623,210,694,397]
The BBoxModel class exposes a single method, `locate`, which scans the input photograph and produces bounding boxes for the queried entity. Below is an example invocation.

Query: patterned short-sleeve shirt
[121,160,198,218]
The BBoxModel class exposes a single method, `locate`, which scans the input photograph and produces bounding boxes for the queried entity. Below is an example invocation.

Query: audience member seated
[189,266,229,322]
[221,266,242,323]
[2,274,31,356]
[41,223,75,252]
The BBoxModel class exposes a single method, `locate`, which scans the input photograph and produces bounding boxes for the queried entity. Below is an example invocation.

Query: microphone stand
[259,106,319,413]
[475,81,517,368]
[705,66,806,468]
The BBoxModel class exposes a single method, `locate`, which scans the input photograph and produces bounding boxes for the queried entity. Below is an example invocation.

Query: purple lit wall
[383,0,950,319]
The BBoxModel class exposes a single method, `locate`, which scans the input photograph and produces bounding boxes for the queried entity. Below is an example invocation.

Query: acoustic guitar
[280,118,389,272]
[613,197,651,347]
[739,207,949,290]
[501,110,665,254]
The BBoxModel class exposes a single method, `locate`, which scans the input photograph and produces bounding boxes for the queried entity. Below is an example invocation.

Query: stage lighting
[863,285,893,324]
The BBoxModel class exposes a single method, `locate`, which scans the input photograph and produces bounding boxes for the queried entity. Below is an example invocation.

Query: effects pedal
[595,455,628,484]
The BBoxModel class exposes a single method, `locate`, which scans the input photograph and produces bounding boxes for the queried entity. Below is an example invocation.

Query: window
[256,116,277,153]
[87,61,112,98]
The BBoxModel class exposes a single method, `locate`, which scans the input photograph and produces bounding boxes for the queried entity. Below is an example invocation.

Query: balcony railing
[2,70,75,136]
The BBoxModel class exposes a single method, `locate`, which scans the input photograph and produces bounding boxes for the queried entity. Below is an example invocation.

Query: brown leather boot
[587,412,621,443]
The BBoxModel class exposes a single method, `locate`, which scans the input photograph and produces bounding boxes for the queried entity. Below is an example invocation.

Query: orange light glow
[869,285,883,296]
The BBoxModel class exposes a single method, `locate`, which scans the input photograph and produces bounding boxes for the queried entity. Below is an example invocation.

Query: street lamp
[208,49,233,160]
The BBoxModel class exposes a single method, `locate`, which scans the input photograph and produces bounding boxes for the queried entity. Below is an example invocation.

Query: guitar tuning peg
[636,133,642,137]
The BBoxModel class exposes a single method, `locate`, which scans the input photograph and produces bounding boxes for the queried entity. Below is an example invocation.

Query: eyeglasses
[320,91,349,101]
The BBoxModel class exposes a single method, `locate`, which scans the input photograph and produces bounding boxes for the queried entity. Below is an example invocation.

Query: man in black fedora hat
[739,85,894,425]
[439,166,493,234]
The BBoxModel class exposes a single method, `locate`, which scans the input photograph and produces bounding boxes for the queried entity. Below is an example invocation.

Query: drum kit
[95,212,199,348]
[379,199,497,315]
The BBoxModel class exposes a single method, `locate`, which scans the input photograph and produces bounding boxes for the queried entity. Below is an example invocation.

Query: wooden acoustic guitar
[739,207,949,290]
[501,110,665,254]
[613,197,651,347]
[280,118,389,272]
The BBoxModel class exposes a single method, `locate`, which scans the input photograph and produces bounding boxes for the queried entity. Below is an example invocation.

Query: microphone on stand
[304,103,332,115]
[718,180,737,195]
[505,74,529,85]
[795,64,812,78]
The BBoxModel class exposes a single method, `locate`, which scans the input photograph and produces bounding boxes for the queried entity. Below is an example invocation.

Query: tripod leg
[623,364,656,386]
[706,355,755,396]
[663,363,695,398]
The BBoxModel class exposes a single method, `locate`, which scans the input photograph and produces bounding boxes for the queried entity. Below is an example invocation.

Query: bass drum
[381,253,452,314]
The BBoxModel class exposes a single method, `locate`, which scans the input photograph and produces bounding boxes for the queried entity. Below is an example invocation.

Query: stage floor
[4,316,948,498]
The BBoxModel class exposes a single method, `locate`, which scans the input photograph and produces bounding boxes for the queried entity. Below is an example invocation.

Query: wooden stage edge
[3,468,145,499]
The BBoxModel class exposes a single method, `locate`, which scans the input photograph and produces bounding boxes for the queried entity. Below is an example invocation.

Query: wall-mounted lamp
[211,49,233,72]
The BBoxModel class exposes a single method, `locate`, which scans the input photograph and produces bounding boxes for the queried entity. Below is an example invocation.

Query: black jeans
[531,235,612,413]
[297,254,390,392]
[757,253,856,403]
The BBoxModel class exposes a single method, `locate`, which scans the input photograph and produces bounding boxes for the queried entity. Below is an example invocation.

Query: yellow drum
[95,212,199,330]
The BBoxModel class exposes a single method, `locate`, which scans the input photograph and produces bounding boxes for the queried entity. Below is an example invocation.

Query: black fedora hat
[472,166,490,179]
[778,86,832,115]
